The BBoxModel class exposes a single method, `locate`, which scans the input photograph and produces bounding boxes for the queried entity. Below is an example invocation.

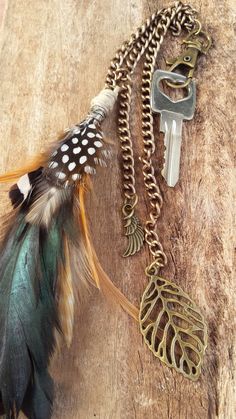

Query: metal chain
[105,2,197,268]
[105,9,164,203]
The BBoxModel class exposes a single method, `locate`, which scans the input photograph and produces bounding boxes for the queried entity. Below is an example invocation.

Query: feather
[0,155,47,184]
[0,176,66,417]
[9,169,42,208]
[0,117,138,418]
[0,214,61,418]
[56,237,75,347]
[78,183,139,321]
[0,128,68,185]
[22,369,54,419]
[26,182,71,227]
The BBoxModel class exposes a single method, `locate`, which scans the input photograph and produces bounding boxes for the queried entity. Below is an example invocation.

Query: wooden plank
[0,1,235,418]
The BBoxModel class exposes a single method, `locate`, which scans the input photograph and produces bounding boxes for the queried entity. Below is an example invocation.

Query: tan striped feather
[78,182,139,322]
[57,236,75,348]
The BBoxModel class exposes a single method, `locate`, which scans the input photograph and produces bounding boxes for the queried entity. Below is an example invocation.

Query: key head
[151,70,196,120]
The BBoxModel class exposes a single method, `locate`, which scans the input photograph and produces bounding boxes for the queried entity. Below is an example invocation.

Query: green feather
[0,213,63,418]
[0,218,39,413]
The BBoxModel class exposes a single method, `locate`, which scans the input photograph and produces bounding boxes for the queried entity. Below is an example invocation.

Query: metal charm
[139,264,207,381]
[105,2,211,381]
[122,199,144,257]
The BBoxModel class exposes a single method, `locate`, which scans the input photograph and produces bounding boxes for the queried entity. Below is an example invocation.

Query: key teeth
[161,146,168,183]
[159,113,166,134]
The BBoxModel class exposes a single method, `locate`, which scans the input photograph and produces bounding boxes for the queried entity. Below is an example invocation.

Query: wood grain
[0,1,235,418]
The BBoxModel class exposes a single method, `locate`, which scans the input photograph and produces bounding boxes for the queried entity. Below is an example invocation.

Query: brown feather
[57,236,75,348]
[78,181,139,322]
[0,129,68,184]
[68,238,93,302]
[26,184,71,227]
[0,154,48,183]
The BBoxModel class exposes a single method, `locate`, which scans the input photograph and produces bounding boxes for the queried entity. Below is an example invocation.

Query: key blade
[161,111,183,187]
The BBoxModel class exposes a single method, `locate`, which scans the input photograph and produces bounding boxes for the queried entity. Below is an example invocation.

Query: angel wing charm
[122,201,144,257]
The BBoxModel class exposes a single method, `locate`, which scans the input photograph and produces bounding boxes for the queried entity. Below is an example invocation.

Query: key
[151,70,196,187]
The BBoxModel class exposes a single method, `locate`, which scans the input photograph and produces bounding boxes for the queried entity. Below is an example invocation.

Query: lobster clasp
[165,22,212,88]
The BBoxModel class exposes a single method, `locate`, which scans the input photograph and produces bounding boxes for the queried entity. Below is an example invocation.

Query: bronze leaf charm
[139,275,207,381]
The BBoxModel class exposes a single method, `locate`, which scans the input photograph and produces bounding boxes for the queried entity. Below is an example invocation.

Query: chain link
[105,2,197,266]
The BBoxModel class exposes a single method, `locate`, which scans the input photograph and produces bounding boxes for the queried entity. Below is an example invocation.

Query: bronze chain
[105,2,197,268]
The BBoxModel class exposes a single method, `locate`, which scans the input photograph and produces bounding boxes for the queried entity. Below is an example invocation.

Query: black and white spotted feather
[44,119,111,186]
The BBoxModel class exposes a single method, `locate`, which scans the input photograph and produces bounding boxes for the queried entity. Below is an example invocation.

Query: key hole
[159,79,189,102]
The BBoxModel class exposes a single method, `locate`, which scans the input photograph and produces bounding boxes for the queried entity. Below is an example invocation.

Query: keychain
[0,2,211,418]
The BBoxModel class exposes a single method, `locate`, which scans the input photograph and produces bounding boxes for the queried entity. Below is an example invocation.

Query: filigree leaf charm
[122,203,144,257]
[139,275,207,381]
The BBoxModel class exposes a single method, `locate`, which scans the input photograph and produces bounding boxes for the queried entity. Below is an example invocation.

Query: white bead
[68,162,76,171]
[88,147,96,155]
[72,137,79,144]
[73,147,81,154]
[88,124,96,129]
[94,141,102,148]
[96,133,103,139]
[82,139,88,145]
[62,155,69,163]
[61,144,69,152]
[79,156,87,164]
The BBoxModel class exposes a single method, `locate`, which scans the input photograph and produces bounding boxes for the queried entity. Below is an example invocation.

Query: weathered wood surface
[0,1,235,418]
